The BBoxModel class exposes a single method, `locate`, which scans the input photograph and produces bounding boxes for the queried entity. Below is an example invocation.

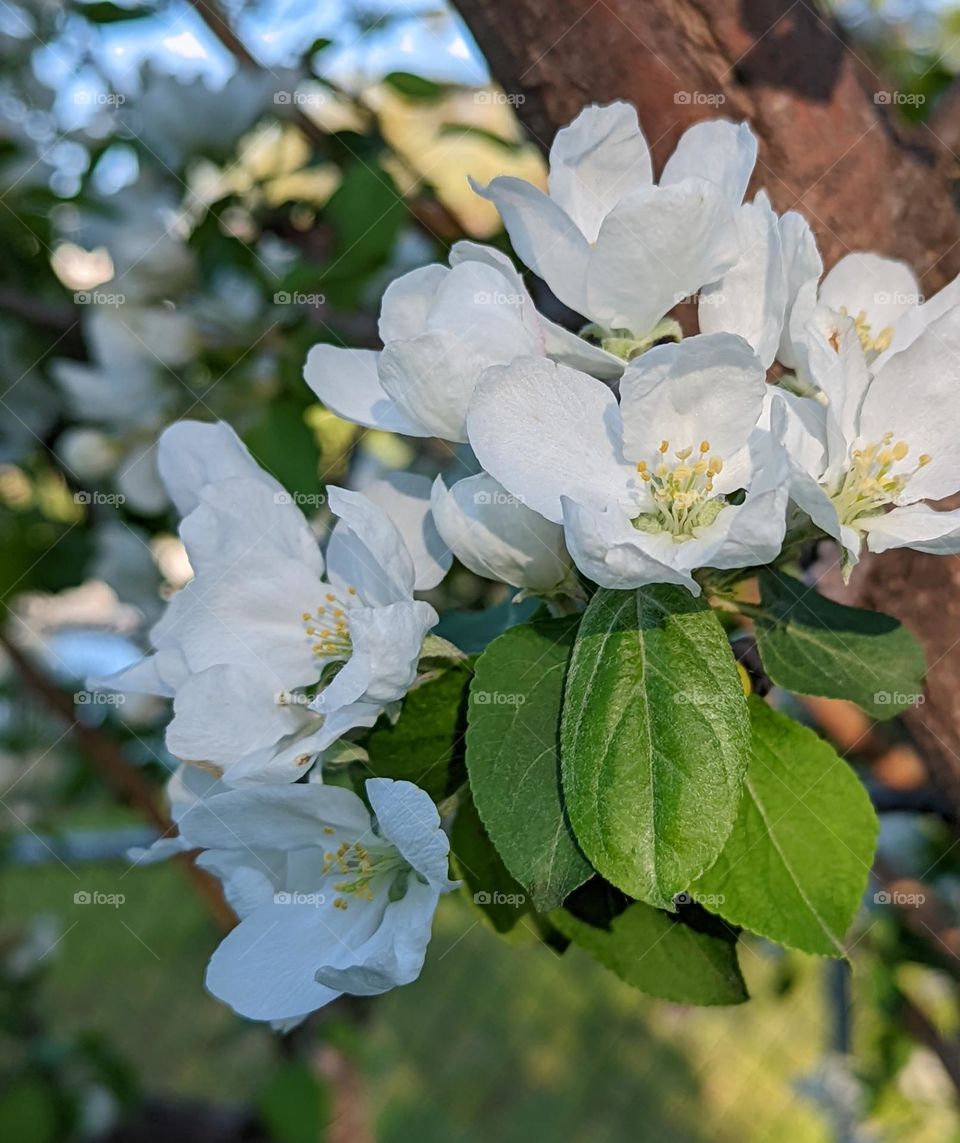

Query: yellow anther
[301,612,311,621]
[919,454,932,467]
[323,826,336,835]
[892,441,909,462]
[325,593,336,602]
[305,626,315,635]
[658,440,669,454]
[699,440,710,453]
[334,897,348,910]
[333,609,344,618]
[347,586,357,595]
[675,446,693,461]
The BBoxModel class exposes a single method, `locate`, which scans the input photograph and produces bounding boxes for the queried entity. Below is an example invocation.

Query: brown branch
[0,632,235,932]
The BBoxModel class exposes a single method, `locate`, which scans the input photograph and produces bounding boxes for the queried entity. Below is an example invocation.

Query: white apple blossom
[176,778,457,1022]
[698,191,822,369]
[467,334,789,594]
[97,421,447,783]
[771,304,960,572]
[430,472,576,595]
[471,102,755,345]
[303,240,621,444]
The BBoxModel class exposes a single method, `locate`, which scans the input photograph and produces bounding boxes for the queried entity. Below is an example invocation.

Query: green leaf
[465,618,593,911]
[322,163,405,300]
[551,890,747,1006]
[382,71,445,99]
[692,697,879,956]
[242,401,321,504]
[754,568,926,719]
[561,586,750,910]
[363,664,472,800]
[451,798,532,933]
[73,1,157,23]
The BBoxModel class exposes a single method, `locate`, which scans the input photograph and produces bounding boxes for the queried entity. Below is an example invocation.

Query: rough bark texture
[454,0,960,801]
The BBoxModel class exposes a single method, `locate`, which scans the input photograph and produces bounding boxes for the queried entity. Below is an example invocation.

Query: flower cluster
[108,100,959,1025]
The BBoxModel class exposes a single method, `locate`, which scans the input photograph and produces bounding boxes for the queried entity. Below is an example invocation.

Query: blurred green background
[3,1,960,1140]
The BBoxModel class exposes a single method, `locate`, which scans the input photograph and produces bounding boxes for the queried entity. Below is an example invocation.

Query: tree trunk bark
[453,0,960,803]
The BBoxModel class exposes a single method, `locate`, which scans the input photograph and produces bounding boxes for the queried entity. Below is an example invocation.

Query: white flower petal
[698,192,787,368]
[858,307,960,502]
[660,120,757,206]
[618,333,767,463]
[561,497,697,592]
[467,356,631,523]
[166,663,305,771]
[862,503,960,554]
[546,101,653,242]
[365,778,455,890]
[469,175,591,318]
[361,471,451,591]
[538,316,624,380]
[205,898,365,1021]
[177,784,372,853]
[325,486,417,604]
[431,473,572,592]
[776,211,822,369]
[818,253,920,342]
[157,420,273,517]
[303,344,431,437]
[587,179,739,334]
[312,878,441,996]
[378,263,448,342]
[180,477,322,578]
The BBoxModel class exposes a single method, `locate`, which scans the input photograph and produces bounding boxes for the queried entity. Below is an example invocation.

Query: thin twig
[0,631,235,931]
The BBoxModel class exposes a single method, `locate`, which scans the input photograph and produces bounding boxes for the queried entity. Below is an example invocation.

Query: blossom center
[301,585,358,660]
[322,839,407,909]
[831,433,930,526]
[634,438,727,540]
[838,306,893,359]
